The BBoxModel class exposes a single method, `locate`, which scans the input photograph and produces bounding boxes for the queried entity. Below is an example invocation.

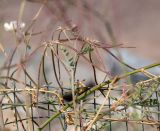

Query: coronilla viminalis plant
[0,1,160,131]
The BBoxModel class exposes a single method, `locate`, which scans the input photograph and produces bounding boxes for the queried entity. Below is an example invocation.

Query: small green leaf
[66,52,69,56]
[81,44,93,54]
[68,57,73,62]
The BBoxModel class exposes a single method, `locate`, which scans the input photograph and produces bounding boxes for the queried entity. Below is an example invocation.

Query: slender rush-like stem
[37,62,160,130]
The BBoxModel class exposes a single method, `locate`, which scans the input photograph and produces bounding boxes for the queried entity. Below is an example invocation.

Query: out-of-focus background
[1,0,160,57]
[0,0,160,131]
[0,0,160,73]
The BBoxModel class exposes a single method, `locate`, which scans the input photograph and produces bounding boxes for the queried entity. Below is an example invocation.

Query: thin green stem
[37,62,160,130]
